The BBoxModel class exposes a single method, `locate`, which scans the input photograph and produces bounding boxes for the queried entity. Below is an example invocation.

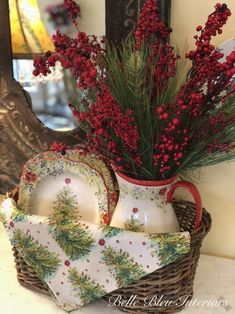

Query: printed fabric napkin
[0,198,190,312]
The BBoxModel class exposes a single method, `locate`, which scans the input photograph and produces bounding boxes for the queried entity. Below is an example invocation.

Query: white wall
[77,0,105,37]
[171,0,235,258]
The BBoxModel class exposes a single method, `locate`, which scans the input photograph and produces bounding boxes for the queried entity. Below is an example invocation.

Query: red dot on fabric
[98,239,106,246]
[65,178,71,184]
[64,260,70,267]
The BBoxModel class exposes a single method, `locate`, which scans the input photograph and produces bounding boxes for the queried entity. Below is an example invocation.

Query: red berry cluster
[186,3,231,63]
[197,111,235,153]
[33,31,104,90]
[151,4,235,177]
[33,50,55,76]
[208,140,235,154]
[50,141,68,154]
[64,0,81,26]
[178,4,235,116]
[135,0,171,48]
[72,85,139,172]
[154,106,189,175]
[153,43,179,91]
[32,1,235,180]
[135,0,178,94]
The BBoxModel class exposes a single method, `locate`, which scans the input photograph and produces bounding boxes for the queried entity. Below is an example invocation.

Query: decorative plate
[18,150,117,224]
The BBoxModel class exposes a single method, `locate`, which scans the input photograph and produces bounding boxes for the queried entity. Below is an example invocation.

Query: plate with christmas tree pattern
[18,150,117,224]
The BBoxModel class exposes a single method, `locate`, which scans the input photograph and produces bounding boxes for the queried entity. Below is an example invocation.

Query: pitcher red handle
[167,181,202,230]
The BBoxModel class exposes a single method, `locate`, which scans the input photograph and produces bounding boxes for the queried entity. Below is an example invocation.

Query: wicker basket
[9,188,211,313]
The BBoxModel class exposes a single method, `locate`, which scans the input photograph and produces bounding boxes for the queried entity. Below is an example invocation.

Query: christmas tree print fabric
[1,198,190,312]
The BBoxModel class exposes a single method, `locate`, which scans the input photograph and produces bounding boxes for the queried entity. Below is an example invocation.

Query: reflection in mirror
[13,59,79,130]
[10,0,105,131]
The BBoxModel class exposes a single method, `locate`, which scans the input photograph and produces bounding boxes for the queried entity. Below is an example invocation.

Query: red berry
[172,118,180,125]
[163,154,169,162]
[33,69,39,76]
[156,107,163,114]
[89,68,97,78]
[132,207,139,213]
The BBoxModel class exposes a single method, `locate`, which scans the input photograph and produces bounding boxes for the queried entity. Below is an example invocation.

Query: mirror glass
[11,0,105,131]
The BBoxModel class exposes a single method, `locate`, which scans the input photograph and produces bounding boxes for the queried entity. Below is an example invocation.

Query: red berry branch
[64,0,81,27]
[33,1,235,180]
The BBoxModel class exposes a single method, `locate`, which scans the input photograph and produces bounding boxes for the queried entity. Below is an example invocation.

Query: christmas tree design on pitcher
[48,186,95,260]
[124,216,145,232]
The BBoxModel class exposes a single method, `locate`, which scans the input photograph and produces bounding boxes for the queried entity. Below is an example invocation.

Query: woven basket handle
[167,181,202,230]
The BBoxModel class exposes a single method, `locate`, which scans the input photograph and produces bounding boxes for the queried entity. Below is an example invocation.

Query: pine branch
[124,216,145,232]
